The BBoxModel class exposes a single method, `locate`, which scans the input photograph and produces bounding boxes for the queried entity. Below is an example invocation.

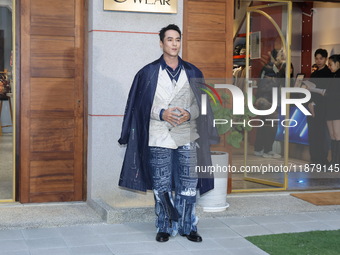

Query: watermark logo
[201,84,311,116]
[199,83,222,106]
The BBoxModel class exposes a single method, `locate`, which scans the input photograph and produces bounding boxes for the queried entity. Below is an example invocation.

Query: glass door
[0,0,15,202]
[232,0,292,192]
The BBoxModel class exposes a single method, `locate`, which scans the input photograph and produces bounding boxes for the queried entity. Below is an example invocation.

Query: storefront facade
[1,0,340,207]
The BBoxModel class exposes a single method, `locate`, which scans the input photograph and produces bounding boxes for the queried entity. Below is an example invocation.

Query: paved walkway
[1,210,340,254]
[1,192,340,255]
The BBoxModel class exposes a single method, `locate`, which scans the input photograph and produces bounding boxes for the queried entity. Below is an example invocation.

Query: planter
[197,151,229,212]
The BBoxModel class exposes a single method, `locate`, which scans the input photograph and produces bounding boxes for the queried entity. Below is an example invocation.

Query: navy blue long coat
[118,56,219,195]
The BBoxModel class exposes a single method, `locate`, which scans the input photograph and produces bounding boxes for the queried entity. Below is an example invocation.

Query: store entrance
[232,0,340,192]
[232,0,294,192]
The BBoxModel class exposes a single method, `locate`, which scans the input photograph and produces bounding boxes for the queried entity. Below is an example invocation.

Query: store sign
[104,0,178,14]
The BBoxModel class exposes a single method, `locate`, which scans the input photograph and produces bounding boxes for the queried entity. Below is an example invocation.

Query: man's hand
[176,108,190,125]
[162,107,190,126]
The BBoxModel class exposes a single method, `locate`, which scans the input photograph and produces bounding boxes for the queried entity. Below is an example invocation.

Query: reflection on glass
[0,0,13,201]
[232,1,291,192]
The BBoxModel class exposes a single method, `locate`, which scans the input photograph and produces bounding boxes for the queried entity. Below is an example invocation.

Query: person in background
[254,69,281,158]
[325,54,340,165]
[307,49,332,166]
[254,48,288,159]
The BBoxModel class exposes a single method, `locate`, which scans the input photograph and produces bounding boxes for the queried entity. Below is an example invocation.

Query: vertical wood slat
[73,0,84,200]
[20,0,85,203]
[20,0,31,203]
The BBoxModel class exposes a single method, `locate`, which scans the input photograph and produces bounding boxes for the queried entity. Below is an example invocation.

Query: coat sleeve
[118,72,140,145]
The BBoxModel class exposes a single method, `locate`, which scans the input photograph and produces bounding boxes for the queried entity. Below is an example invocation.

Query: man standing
[307,49,332,165]
[118,24,219,243]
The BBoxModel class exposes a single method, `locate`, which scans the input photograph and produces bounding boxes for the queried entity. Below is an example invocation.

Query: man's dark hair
[314,48,328,58]
[159,24,181,42]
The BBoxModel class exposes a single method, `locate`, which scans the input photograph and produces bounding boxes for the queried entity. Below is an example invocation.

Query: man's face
[315,54,327,69]
[160,29,181,58]
[328,59,340,73]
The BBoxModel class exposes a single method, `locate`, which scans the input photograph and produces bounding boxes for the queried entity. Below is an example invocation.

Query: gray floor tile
[154,251,194,255]
[305,211,340,221]
[198,227,240,239]
[228,247,269,255]
[229,224,273,237]
[125,253,154,255]
[69,245,112,255]
[176,238,224,251]
[281,213,317,223]
[330,210,340,217]
[292,221,338,232]
[0,230,24,240]
[22,228,62,240]
[0,240,28,252]
[107,241,147,254]
[0,251,30,255]
[91,224,141,235]
[59,225,96,237]
[123,253,154,255]
[188,250,233,255]
[148,240,187,253]
[103,232,155,244]
[107,240,184,254]
[63,235,105,247]
[249,215,286,225]
[214,237,255,249]
[29,248,71,255]
[123,222,156,233]
[262,222,303,234]
[323,220,340,229]
[25,237,67,250]
[217,216,257,226]
[197,218,230,229]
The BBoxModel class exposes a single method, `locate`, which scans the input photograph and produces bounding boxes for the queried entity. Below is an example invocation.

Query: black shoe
[181,231,202,242]
[156,232,170,242]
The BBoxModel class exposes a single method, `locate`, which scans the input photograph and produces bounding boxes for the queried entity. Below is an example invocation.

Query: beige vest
[149,67,199,149]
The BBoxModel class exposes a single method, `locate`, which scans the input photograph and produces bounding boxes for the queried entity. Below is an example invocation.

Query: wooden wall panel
[30,36,75,78]
[30,129,74,152]
[30,0,75,28]
[183,0,233,79]
[183,0,234,192]
[30,79,75,111]
[187,41,226,78]
[20,0,85,203]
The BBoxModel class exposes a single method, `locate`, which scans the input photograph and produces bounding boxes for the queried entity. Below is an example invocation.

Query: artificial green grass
[246,230,340,255]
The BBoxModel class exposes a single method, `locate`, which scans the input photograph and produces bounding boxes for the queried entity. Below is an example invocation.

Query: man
[307,49,332,165]
[118,24,219,243]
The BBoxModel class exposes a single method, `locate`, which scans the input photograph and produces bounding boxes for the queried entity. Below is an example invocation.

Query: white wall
[87,0,183,208]
[312,2,340,62]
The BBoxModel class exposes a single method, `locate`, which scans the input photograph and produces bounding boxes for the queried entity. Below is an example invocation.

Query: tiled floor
[1,211,340,255]
[0,133,13,200]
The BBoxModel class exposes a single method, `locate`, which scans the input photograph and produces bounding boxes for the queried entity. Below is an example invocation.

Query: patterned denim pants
[149,142,198,236]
